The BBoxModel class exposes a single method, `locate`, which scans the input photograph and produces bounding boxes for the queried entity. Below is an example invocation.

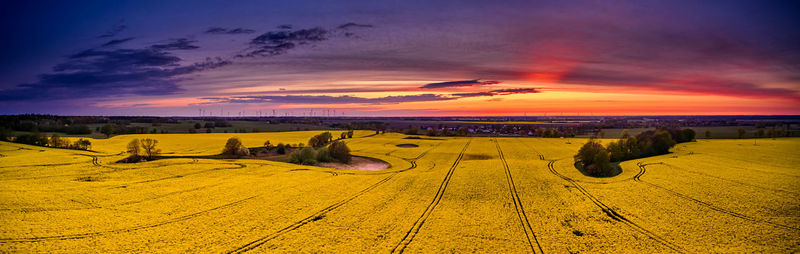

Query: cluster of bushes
[288,141,351,165]
[121,138,160,162]
[222,137,250,156]
[288,132,352,165]
[341,130,354,139]
[220,132,353,164]
[262,140,305,155]
[308,132,333,148]
[574,128,695,176]
[4,132,92,150]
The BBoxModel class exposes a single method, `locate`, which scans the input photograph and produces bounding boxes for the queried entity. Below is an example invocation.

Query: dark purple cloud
[421,79,501,89]
[452,88,539,97]
[199,87,539,105]
[0,42,229,101]
[240,23,370,57]
[205,27,256,34]
[242,27,329,57]
[101,37,135,47]
[149,38,200,51]
[338,23,373,29]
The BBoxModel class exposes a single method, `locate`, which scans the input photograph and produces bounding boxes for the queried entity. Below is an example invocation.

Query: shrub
[328,141,352,163]
[222,137,249,156]
[276,143,286,154]
[72,139,91,150]
[48,134,68,148]
[288,147,317,165]
[308,132,333,148]
[574,140,613,177]
[316,147,333,162]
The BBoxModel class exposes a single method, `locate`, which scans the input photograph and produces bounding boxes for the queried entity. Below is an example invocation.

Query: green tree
[606,140,625,162]
[222,137,249,156]
[574,140,605,166]
[316,147,333,162]
[704,130,712,139]
[737,128,746,139]
[623,136,641,160]
[288,147,317,165]
[756,129,765,138]
[681,128,696,141]
[309,132,333,148]
[574,140,612,176]
[329,141,352,163]
[276,143,286,154]
[651,130,676,155]
[101,124,115,138]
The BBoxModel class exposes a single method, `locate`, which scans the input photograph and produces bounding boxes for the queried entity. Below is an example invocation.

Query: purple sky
[1,0,798,116]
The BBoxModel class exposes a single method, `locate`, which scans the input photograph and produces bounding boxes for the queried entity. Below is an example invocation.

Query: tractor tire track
[2,158,205,182]
[547,160,684,253]
[495,139,543,253]
[0,195,260,242]
[636,163,799,231]
[124,163,246,186]
[227,141,442,253]
[391,139,471,254]
[0,184,221,213]
[658,162,800,197]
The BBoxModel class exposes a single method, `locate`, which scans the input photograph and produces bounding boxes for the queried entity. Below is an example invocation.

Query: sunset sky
[1,0,798,116]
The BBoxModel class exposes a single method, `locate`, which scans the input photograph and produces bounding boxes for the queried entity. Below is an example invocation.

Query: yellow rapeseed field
[0,132,797,252]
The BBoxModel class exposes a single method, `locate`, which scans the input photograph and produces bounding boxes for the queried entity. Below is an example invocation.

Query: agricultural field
[0,132,798,252]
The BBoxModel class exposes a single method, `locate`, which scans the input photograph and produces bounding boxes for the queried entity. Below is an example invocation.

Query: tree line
[1,132,91,150]
[220,131,354,166]
[575,128,695,176]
